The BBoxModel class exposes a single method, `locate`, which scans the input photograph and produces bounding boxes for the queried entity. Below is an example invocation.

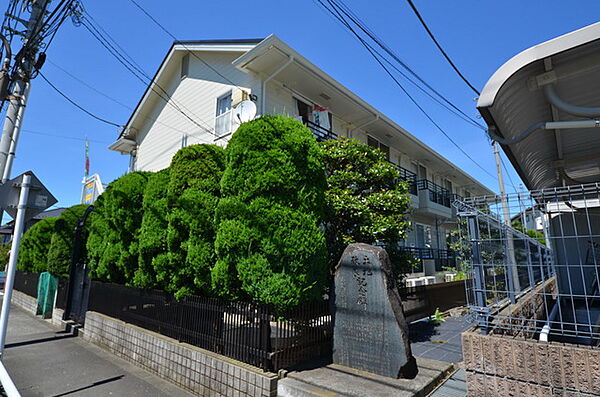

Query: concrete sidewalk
[2,303,193,397]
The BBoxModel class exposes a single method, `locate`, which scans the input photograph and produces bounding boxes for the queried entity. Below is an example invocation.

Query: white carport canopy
[478,22,600,190]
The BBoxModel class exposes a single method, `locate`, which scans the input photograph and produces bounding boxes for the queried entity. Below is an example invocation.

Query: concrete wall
[11,290,37,315]
[83,311,278,397]
[463,330,600,396]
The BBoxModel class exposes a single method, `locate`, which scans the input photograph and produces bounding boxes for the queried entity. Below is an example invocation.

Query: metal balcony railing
[305,120,338,142]
[417,179,452,207]
[400,247,457,273]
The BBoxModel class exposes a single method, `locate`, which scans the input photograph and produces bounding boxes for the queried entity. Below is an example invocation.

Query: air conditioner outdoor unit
[445,273,456,282]
[422,276,436,285]
[405,278,424,287]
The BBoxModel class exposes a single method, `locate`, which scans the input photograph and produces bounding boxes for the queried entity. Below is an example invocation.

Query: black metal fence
[87,281,332,372]
[13,271,39,298]
[417,179,452,207]
[399,280,467,322]
[55,278,69,310]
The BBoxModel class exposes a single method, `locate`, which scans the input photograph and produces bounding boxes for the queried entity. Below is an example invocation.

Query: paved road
[3,303,193,397]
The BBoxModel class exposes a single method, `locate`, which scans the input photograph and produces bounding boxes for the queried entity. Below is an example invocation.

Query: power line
[316,0,498,182]
[38,70,123,128]
[324,0,486,131]
[127,0,247,92]
[21,128,111,144]
[404,0,480,95]
[79,13,216,136]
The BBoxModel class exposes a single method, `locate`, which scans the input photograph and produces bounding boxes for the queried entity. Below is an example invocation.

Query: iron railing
[395,165,418,195]
[417,179,452,207]
[305,120,338,142]
[13,271,39,298]
[86,281,332,372]
[455,184,600,345]
[400,247,457,272]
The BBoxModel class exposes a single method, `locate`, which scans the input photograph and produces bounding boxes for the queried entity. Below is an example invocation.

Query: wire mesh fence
[455,183,600,345]
[86,281,332,372]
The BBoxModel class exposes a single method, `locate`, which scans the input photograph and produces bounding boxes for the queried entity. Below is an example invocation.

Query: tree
[87,172,150,284]
[134,168,171,289]
[0,243,10,271]
[213,116,328,311]
[17,217,57,273]
[155,145,226,299]
[46,204,89,278]
[320,137,411,278]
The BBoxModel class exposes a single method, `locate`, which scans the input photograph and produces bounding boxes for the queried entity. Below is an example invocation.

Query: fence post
[259,305,272,371]
[502,225,517,304]
[467,215,489,335]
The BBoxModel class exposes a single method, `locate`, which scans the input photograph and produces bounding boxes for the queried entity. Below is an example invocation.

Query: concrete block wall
[463,330,600,396]
[12,290,37,315]
[83,311,278,397]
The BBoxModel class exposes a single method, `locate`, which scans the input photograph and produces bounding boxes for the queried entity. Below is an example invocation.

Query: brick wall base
[463,330,600,396]
[83,311,278,397]
[11,290,37,315]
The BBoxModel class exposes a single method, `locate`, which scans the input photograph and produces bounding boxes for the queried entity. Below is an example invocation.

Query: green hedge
[17,217,57,273]
[159,144,226,299]
[213,116,328,310]
[87,171,150,284]
[47,204,89,278]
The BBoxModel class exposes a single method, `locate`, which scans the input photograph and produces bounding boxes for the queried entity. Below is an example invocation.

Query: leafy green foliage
[87,172,150,284]
[0,242,10,271]
[156,145,226,299]
[320,137,411,277]
[134,168,171,289]
[17,217,57,273]
[47,204,89,278]
[214,116,328,310]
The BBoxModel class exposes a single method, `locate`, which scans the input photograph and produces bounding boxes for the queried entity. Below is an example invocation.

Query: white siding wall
[134,51,259,172]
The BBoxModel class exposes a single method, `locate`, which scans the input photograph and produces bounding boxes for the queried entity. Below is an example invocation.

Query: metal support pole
[467,215,488,334]
[0,173,31,356]
[0,81,26,180]
[493,141,520,299]
[2,82,30,183]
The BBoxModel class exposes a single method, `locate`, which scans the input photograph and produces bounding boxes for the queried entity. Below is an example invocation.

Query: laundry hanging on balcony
[313,106,331,131]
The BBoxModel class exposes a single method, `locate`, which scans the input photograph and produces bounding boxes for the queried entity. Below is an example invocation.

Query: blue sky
[3,0,600,209]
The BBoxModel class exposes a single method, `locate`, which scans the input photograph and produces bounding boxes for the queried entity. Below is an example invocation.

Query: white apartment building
[109,34,493,283]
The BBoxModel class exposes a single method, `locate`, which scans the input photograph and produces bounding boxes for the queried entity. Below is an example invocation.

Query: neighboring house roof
[477,22,600,190]
[0,207,67,235]
[113,34,493,196]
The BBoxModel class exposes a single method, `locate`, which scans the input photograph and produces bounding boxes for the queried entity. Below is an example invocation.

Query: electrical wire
[38,70,123,128]
[404,0,480,96]
[127,0,247,93]
[79,14,217,136]
[22,128,111,144]
[324,0,486,131]
[316,0,498,182]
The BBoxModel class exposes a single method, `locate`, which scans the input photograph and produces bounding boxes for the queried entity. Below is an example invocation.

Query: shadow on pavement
[52,375,124,397]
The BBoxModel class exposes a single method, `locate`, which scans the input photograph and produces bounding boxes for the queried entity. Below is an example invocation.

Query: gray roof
[477,22,600,190]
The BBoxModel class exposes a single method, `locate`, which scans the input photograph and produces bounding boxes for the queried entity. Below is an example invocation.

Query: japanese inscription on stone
[333,243,417,379]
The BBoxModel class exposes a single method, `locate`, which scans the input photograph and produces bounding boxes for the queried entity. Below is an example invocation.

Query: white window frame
[215,91,233,137]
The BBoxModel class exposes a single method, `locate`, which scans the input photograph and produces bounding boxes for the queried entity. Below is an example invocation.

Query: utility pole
[0,0,52,182]
[493,140,520,301]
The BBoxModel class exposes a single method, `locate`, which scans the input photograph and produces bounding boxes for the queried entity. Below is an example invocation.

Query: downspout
[539,299,560,342]
[261,55,294,116]
[349,114,379,138]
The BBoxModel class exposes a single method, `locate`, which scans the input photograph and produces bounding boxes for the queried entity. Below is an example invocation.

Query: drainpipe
[349,114,379,138]
[539,300,560,342]
[261,56,294,116]
[544,84,600,118]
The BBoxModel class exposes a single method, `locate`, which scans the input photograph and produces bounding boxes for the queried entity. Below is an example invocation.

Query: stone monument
[333,243,418,379]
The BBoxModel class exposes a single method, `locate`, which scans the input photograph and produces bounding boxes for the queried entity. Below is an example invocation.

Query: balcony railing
[400,247,457,272]
[417,179,452,207]
[395,165,418,195]
[305,120,338,142]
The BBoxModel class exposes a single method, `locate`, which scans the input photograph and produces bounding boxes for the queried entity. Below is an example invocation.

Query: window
[296,98,311,124]
[416,224,432,248]
[367,135,390,161]
[181,54,189,79]
[418,164,427,180]
[443,178,453,193]
[215,92,232,136]
[181,134,189,148]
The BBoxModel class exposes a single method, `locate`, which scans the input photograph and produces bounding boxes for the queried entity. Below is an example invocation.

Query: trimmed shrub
[87,172,150,284]
[46,204,89,278]
[320,137,411,277]
[213,116,328,310]
[134,168,171,289]
[0,242,10,271]
[156,144,226,299]
[17,217,57,273]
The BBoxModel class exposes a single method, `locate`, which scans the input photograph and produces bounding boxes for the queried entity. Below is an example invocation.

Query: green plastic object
[36,272,58,318]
